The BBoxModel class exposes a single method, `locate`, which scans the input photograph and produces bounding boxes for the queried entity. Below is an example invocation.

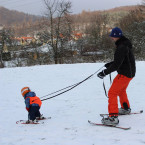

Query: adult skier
[97,27,136,125]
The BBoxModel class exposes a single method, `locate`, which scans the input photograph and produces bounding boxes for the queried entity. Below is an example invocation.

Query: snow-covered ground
[0,61,145,145]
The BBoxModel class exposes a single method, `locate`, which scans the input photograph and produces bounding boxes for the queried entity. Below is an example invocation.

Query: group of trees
[118,4,145,59]
[0,0,145,67]
[0,28,14,67]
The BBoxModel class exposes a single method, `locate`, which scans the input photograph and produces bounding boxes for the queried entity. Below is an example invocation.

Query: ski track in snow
[0,62,145,145]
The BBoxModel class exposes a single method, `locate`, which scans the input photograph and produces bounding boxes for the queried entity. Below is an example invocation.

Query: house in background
[14,36,34,46]
[0,24,3,30]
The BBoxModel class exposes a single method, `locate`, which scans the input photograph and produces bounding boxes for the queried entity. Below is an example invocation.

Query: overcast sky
[0,0,143,15]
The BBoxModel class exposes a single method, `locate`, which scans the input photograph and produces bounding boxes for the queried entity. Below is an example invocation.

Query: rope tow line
[40,82,78,99]
[40,66,104,101]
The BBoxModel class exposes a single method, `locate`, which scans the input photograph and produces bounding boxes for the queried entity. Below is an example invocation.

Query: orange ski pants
[108,74,133,116]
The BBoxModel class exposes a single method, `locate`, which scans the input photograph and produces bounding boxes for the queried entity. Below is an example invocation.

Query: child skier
[21,87,43,123]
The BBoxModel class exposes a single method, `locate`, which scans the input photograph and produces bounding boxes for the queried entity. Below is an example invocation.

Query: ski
[37,117,51,120]
[16,120,43,124]
[16,117,51,124]
[100,110,143,117]
[88,120,131,130]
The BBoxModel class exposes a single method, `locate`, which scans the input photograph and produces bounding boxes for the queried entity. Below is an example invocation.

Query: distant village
[0,21,109,66]
[0,4,144,67]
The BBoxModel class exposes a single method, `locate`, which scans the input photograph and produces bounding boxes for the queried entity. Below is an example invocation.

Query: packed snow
[0,61,145,145]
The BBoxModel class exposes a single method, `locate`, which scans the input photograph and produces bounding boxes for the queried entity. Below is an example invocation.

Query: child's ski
[16,120,43,124]
[16,117,51,124]
[88,120,131,130]
[37,117,51,120]
[100,110,143,117]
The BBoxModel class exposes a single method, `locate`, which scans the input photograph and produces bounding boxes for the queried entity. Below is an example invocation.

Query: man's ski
[100,110,143,117]
[88,120,131,130]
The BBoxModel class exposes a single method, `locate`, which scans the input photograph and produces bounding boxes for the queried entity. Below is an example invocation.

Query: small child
[21,87,43,123]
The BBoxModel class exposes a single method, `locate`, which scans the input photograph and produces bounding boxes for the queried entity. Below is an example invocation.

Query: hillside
[0,6,41,26]
[0,5,139,27]
[71,5,140,26]
[0,62,145,145]
[106,5,139,12]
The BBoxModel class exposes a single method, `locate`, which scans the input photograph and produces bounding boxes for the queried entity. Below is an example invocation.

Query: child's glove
[26,107,30,112]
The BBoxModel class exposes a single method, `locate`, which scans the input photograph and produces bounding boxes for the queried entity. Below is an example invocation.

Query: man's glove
[104,61,113,68]
[104,63,110,68]
[97,70,106,79]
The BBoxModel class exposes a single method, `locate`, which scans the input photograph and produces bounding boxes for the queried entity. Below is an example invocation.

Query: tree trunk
[0,51,4,68]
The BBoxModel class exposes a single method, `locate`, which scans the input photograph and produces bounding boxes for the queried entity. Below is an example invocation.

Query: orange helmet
[21,87,31,97]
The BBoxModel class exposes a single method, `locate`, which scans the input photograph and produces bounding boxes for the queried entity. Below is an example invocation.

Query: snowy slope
[0,62,145,145]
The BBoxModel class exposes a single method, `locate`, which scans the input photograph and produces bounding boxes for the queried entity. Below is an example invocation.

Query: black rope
[109,74,112,85]
[103,79,108,98]
[40,66,104,101]
[40,82,78,99]
[41,75,92,101]
[103,74,112,98]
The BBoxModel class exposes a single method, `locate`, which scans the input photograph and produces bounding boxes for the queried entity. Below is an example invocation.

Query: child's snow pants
[29,106,41,120]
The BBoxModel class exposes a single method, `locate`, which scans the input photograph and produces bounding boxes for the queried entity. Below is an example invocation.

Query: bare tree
[84,13,110,49]
[0,28,14,67]
[43,0,72,64]
[141,0,145,12]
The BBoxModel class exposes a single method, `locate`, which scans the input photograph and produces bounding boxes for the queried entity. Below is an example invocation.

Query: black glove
[97,70,106,79]
[104,61,113,68]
